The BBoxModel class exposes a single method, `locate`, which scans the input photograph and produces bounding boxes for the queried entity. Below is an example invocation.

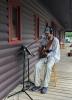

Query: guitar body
[39,38,54,59]
[39,45,47,58]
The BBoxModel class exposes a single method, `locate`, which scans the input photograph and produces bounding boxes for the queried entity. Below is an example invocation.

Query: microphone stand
[8,45,33,100]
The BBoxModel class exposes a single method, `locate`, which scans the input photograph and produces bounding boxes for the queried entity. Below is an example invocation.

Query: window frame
[34,15,40,40]
[8,0,21,44]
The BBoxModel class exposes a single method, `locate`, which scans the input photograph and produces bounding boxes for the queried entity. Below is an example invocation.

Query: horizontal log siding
[0,0,8,46]
[0,0,22,99]
[0,46,23,99]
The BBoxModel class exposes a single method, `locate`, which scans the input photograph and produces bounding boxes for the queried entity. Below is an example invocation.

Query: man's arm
[47,38,60,61]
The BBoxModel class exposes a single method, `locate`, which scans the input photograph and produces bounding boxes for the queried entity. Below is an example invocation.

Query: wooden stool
[52,64,57,87]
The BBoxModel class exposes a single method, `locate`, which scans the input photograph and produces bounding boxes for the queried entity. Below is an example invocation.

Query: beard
[45,34,51,40]
[48,36,51,40]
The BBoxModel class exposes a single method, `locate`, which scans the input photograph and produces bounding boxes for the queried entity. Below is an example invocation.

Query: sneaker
[31,86,41,91]
[40,87,48,94]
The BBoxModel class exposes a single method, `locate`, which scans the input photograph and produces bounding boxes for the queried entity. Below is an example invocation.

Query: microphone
[39,35,47,47]
[39,35,46,41]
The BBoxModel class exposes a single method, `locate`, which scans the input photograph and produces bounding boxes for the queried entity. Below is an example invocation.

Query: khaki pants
[34,57,55,87]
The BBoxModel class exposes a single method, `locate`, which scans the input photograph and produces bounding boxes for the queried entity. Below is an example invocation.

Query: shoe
[31,86,41,91]
[40,87,48,94]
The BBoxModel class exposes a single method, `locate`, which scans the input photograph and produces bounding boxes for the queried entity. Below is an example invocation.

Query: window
[8,0,21,44]
[34,15,39,40]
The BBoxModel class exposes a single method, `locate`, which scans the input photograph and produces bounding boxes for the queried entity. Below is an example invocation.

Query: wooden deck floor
[4,45,72,100]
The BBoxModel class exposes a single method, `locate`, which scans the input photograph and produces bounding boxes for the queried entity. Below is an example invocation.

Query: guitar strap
[46,37,54,50]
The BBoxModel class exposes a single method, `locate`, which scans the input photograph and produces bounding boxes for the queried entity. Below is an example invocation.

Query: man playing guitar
[32,26,60,94]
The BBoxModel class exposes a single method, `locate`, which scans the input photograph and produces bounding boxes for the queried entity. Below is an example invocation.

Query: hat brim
[45,30,50,33]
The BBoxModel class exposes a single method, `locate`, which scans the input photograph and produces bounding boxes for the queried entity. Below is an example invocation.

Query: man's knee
[47,62,55,71]
[35,62,40,70]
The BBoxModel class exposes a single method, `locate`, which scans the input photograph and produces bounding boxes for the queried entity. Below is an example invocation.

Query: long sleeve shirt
[47,37,60,63]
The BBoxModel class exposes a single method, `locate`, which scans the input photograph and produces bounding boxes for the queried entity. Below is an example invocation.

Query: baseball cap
[45,27,50,33]
[45,26,54,34]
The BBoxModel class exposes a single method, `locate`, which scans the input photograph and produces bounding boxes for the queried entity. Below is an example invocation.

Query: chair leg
[53,64,57,87]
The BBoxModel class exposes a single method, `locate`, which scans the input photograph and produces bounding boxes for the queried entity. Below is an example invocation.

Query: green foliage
[65,32,72,37]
